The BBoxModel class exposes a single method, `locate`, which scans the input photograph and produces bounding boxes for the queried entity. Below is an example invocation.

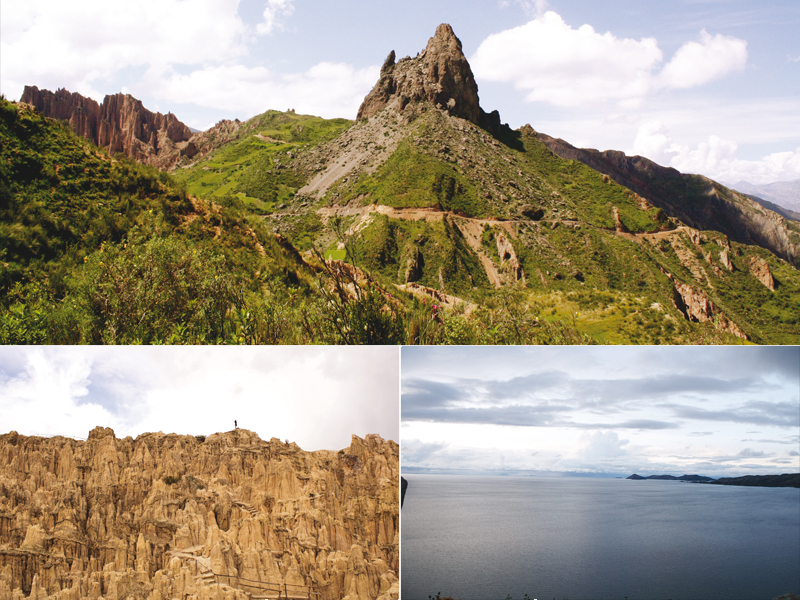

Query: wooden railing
[211,573,318,600]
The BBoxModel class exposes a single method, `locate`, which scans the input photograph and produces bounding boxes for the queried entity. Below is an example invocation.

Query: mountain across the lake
[627,473,800,487]
[627,474,715,482]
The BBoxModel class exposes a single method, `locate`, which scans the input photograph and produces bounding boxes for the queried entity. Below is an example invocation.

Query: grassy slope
[323,110,799,343]
[172,102,800,343]
[174,111,350,213]
[0,99,317,343]
[21,94,797,344]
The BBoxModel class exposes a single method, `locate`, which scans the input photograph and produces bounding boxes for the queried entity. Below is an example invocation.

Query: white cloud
[0,347,399,451]
[471,12,747,109]
[502,0,548,17]
[472,12,662,108]
[257,0,294,35]
[142,61,379,120]
[575,431,631,461]
[631,120,800,184]
[658,30,747,89]
[0,0,250,101]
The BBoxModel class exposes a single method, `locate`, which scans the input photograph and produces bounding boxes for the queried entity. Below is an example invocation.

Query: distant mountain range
[728,179,800,216]
[627,473,800,488]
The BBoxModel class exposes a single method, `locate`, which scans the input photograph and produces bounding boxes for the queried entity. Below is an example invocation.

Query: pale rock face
[495,234,523,281]
[0,429,398,600]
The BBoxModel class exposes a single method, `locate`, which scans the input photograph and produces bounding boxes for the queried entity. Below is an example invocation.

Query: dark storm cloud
[666,400,800,428]
[402,378,465,411]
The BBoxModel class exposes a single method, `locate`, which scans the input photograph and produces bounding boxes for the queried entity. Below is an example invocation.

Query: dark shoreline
[627,473,800,488]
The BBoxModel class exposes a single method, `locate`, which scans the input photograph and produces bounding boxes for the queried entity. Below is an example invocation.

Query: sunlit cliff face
[0,427,399,600]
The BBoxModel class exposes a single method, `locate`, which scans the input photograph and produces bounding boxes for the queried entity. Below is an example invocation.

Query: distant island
[627,473,800,488]
[627,474,715,482]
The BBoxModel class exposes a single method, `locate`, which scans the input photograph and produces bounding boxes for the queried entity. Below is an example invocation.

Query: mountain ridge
[7,23,800,343]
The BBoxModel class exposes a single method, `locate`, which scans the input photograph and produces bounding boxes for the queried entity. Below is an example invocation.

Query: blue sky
[0,346,399,450]
[401,346,800,478]
[2,0,799,184]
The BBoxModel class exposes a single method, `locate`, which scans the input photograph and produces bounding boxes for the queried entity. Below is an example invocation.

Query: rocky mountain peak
[356,23,483,126]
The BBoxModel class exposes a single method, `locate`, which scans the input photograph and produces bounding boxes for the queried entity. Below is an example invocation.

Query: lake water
[401,475,800,600]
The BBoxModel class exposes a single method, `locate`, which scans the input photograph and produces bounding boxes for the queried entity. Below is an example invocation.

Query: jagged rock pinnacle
[356,23,483,125]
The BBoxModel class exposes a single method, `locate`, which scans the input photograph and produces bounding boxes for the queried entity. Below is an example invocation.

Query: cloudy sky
[401,346,800,478]
[2,0,798,186]
[0,346,399,450]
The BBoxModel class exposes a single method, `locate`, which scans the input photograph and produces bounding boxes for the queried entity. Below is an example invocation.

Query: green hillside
[174,110,351,213]
[5,93,799,344]
[0,99,314,344]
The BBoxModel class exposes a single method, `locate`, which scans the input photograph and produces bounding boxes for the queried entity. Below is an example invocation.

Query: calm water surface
[401,475,800,600]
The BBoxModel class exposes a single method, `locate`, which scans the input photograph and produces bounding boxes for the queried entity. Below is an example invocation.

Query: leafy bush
[64,234,242,344]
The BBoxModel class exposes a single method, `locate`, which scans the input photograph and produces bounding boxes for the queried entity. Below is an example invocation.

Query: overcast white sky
[401,346,800,478]
[1,0,799,186]
[0,346,399,450]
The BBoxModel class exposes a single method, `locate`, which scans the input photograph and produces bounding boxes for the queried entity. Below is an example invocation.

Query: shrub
[64,234,242,343]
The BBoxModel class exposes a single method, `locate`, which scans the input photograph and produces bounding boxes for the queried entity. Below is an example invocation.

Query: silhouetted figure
[235,420,238,429]
[401,477,408,508]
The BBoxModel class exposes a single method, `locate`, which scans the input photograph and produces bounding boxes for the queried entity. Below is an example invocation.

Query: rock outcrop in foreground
[0,428,398,600]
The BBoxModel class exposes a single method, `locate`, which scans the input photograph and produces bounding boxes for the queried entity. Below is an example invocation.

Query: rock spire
[357,24,494,128]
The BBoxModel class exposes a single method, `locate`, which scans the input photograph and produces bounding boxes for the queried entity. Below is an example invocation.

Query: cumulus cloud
[140,61,378,121]
[631,120,800,184]
[657,30,747,89]
[0,0,374,121]
[0,0,250,100]
[576,431,631,460]
[471,12,747,109]
[472,12,661,108]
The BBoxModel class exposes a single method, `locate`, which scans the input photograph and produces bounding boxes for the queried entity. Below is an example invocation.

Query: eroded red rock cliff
[20,87,194,170]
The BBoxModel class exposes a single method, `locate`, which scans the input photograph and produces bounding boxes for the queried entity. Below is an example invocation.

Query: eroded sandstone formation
[20,87,194,170]
[671,282,747,340]
[748,256,776,291]
[0,428,398,600]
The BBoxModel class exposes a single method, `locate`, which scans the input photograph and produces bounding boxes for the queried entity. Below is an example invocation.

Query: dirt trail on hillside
[317,204,519,287]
